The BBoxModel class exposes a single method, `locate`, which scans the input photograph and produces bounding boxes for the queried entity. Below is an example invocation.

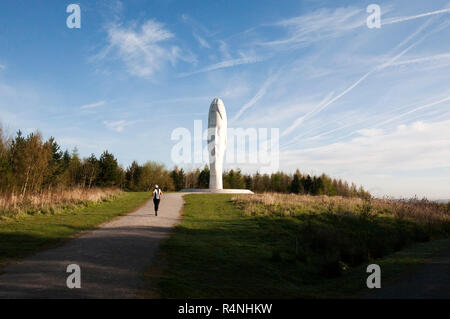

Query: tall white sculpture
[208,98,227,190]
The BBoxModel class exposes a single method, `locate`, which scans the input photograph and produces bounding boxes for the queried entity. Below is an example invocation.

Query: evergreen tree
[198,165,210,189]
[98,151,120,187]
[290,174,301,194]
[126,161,142,191]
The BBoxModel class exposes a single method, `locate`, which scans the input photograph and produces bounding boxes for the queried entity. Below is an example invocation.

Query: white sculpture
[208,98,227,190]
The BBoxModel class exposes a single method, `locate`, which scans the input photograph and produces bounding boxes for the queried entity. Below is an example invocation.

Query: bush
[232,193,450,279]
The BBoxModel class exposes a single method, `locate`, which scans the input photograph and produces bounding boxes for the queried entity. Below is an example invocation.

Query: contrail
[307,95,450,146]
[281,19,435,144]
[280,70,374,138]
[281,39,418,139]
[281,92,334,137]
[390,53,450,67]
[231,73,278,122]
[80,101,106,109]
[376,95,450,127]
[281,19,436,147]
[178,56,263,78]
[383,7,450,25]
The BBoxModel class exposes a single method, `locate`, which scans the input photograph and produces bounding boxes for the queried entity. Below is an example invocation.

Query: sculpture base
[180,189,254,194]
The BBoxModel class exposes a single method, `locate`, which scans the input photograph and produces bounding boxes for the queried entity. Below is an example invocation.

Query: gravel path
[0,193,186,299]
[364,246,450,299]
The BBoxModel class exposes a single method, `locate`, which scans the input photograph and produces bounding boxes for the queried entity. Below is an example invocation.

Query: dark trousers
[153,198,160,213]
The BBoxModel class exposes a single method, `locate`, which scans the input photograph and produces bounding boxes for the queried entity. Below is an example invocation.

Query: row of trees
[0,128,370,198]
[0,130,126,195]
[169,166,370,198]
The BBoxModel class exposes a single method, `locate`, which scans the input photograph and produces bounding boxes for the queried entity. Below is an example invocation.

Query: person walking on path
[153,185,162,216]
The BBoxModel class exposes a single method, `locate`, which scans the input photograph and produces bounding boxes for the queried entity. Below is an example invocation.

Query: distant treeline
[0,128,370,198]
[170,166,371,198]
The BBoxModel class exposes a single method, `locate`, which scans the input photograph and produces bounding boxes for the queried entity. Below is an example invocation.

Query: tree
[170,167,186,191]
[0,121,371,199]
[98,151,120,187]
[198,165,210,189]
[311,176,323,195]
[251,172,263,193]
[68,148,82,187]
[84,154,99,188]
[8,131,51,196]
[139,161,174,191]
[44,137,64,188]
[0,125,12,192]
[125,161,143,191]
[302,175,313,194]
[270,172,282,192]
[243,174,253,190]
[290,174,301,194]
[223,169,245,189]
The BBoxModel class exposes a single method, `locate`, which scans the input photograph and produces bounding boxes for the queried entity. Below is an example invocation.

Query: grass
[306,237,450,298]
[0,191,151,271]
[234,193,450,226]
[0,188,122,219]
[142,194,450,298]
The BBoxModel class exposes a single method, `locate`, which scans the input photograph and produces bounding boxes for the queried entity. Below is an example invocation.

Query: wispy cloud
[149,96,210,104]
[0,64,5,71]
[231,73,278,122]
[98,20,194,78]
[80,100,106,109]
[390,53,450,68]
[290,93,450,150]
[178,56,263,77]
[181,13,213,36]
[280,119,450,198]
[259,7,366,47]
[219,40,232,59]
[193,32,210,48]
[376,95,450,127]
[103,120,136,132]
[281,23,430,141]
[282,119,450,172]
[383,7,450,25]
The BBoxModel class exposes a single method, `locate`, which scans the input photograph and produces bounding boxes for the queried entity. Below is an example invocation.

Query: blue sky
[1,0,450,199]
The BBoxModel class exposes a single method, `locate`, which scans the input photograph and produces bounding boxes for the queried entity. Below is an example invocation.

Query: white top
[153,189,162,200]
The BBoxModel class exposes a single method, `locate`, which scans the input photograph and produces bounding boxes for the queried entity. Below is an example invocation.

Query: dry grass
[0,188,122,219]
[230,193,450,278]
[232,193,450,226]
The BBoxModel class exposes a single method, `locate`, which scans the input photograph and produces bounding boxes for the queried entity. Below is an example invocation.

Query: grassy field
[0,191,151,270]
[0,188,122,219]
[143,193,450,298]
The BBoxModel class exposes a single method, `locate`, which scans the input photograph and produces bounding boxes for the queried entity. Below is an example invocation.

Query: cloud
[220,82,250,99]
[181,13,212,36]
[231,73,278,122]
[281,92,334,137]
[103,120,135,132]
[281,24,430,141]
[193,33,210,48]
[383,7,450,25]
[259,7,365,47]
[281,119,450,174]
[178,56,263,77]
[356,128,384,137]
[0,64,5,71]
[287,92,450,150]
[219,41,232,59]
[80,100,106,109]
[149,96,210,104]
[375,95,450,127]
[389,53,450,69]
[100,20,192,78]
